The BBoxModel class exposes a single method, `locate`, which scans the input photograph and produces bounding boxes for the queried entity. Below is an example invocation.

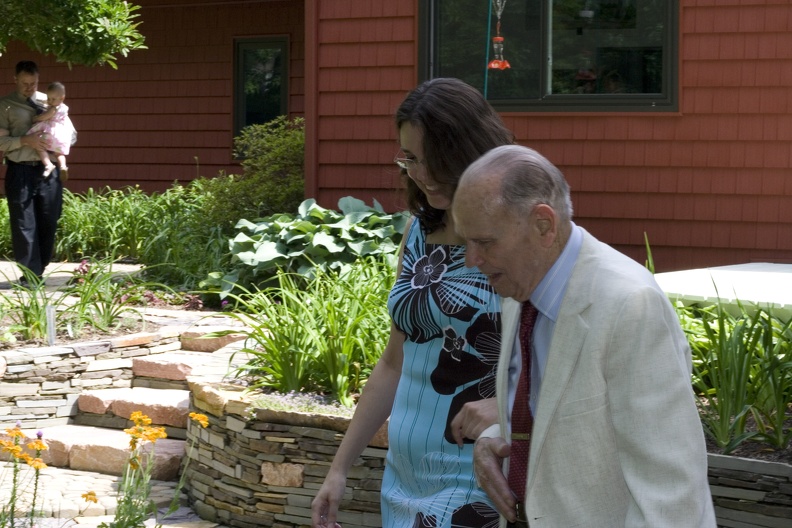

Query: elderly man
[452,144,716,527]
[0,60,64,284]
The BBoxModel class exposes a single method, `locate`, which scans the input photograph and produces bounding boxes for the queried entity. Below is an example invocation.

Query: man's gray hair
[465,145,573,223]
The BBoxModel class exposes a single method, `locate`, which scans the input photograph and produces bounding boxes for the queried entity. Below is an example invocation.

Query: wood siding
[502,0,792,270]
[0,0,305,193]
[308,0,792,271]
[304,0,417,214]
[1,0,789,272]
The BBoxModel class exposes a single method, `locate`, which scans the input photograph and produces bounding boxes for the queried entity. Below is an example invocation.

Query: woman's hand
[450,397,499,446]
[311,470,346,527]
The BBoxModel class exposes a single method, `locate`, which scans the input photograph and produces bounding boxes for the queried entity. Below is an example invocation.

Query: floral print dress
[381,219,501,527]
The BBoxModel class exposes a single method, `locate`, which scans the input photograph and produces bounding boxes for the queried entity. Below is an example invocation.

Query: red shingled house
[0,0,790,271]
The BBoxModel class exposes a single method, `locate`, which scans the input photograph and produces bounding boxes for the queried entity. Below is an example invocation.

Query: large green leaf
[208,197,408,295]
[312,232,346,254]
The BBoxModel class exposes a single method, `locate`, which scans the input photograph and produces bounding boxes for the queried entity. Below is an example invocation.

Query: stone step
[132,350,238,383]
[178,325,248,352]
[78,386,190,428]
[21,424,185,480]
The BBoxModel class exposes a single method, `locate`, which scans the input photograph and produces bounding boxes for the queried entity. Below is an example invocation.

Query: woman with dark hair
[311,78,514,528]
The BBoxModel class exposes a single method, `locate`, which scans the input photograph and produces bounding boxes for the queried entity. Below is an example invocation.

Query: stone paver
[79,387,190,427]
[0,460,180,520]
[17,424,185,480]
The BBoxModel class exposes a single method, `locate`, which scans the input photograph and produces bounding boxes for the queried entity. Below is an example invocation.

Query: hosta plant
[201,196,408,299]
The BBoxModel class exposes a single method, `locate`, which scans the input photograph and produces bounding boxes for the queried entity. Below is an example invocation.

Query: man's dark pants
[4,161,63,277]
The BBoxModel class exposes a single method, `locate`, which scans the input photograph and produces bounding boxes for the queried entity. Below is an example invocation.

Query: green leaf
[337,196,369,214]
[312,232,346,253]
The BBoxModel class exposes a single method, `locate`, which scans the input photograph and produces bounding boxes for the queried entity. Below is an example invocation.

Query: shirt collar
[529,222,582,321]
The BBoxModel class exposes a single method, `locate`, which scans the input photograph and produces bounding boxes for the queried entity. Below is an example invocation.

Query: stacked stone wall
[0,330,182,429]
[186,384,386,528]
[186,383,791,528]
[709,454,792,528]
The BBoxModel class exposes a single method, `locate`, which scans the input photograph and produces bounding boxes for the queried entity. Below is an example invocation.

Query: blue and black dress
[381,219,501,527]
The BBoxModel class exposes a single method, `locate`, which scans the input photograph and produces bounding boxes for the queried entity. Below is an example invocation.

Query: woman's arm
[310,325,405,527]
[310,217,414,528]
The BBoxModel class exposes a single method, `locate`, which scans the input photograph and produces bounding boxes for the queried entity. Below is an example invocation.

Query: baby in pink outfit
[28,81,76,179]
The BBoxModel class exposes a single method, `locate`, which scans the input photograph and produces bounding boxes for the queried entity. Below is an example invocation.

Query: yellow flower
[2,444,22,457]
[142,426,167,443]
[124,425,144,439]
[18,452,33,464]
[4,426,25,439]
[129,458,140,470]
[189,413,209,428]
[82,491,98,504]
[129,411,152,426]
[27,457,47,470]
[27,439,48,452]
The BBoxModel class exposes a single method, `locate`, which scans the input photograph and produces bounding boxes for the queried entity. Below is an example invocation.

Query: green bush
[136,180,229,290]
[48,185,225,291]
[197,116,306,234]
[201,196,408,299]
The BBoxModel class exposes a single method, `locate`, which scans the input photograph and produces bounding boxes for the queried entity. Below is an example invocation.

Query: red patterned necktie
[507,301,538,502]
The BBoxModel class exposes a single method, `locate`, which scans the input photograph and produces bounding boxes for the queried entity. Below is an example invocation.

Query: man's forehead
[454,194,499,232]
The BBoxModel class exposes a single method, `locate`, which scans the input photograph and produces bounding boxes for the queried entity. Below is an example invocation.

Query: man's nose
[465,245,481,269]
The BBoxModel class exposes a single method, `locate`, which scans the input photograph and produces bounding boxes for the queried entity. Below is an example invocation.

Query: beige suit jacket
[483,230,717,528]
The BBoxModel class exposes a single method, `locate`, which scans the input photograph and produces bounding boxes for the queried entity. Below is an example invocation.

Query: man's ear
[533,204,558,247]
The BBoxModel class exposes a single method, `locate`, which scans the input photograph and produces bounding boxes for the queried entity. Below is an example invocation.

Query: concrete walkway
[0,260,144,291]
[0,462,200,528]
[655,262,792,319]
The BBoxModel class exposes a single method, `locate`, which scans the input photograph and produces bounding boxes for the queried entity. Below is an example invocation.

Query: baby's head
[46,81,66,107]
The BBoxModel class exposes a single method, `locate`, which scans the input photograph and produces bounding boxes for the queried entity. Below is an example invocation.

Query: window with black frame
[423,0,676,111]
[234,38,288,137]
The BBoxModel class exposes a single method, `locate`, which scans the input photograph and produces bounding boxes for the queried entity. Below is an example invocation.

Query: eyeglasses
[394,153,425,176]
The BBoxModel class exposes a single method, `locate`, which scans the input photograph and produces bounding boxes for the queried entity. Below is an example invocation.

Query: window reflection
[235,38,288,136]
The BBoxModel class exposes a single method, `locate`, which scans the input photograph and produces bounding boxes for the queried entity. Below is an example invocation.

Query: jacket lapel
[527,232,597,485]
[498,297,521,429]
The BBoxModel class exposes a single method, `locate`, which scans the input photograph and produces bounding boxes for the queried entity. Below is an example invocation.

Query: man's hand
[450,398,498,446]
[22,133,47,151]
[474,436,520,523]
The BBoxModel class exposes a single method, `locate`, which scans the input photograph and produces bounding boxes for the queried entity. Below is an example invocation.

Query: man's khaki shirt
[0,90,46,163]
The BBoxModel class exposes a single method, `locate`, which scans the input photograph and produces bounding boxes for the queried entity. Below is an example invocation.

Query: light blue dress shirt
[507,223,583,416]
